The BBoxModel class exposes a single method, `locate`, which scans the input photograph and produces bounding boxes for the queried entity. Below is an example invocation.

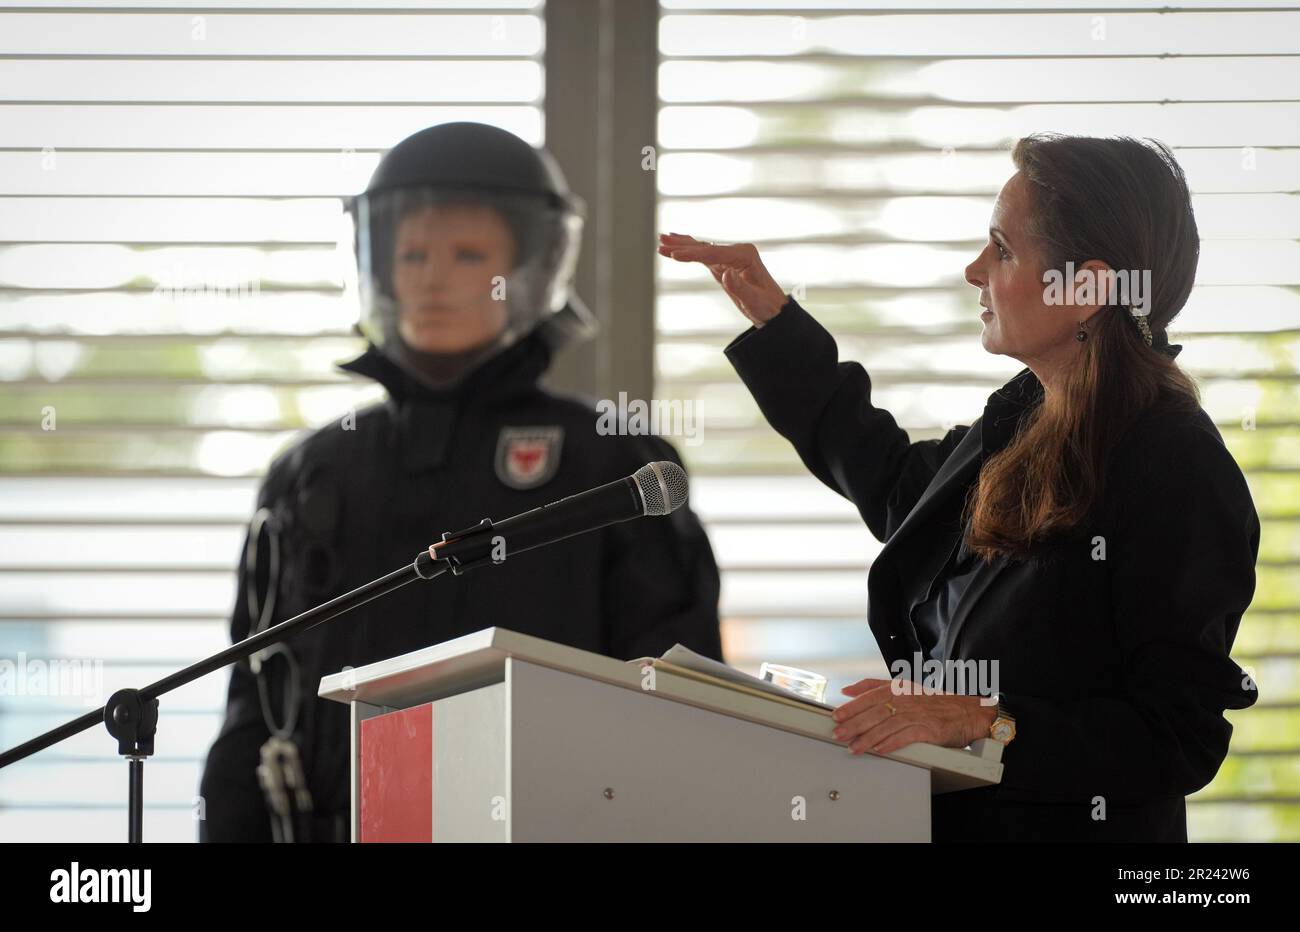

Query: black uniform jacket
[199,330,723,841]
[726,297,1260,842]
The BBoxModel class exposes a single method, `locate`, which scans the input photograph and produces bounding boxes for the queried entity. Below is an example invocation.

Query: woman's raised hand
[657,233,788,328]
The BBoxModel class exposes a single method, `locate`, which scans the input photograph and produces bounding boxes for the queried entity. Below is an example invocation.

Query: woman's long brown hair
[962,134,1204,560]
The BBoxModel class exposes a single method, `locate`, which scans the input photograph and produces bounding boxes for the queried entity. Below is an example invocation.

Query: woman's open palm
[658,233,788,328]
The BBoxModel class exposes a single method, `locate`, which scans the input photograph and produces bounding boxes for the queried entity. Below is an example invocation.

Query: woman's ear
[1073,258,1116,309]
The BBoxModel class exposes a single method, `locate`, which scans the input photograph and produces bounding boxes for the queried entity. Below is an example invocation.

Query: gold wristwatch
[989,693,1017,745]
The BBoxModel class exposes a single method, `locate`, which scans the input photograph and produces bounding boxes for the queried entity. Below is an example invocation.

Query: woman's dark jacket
[725,297,1260,842]
[199,330,723,841]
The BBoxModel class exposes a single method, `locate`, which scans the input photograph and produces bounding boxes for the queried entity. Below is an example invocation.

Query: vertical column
[543,0,659,405]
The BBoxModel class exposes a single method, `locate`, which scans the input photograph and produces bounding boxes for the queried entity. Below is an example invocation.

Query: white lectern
[318,628,1003,842]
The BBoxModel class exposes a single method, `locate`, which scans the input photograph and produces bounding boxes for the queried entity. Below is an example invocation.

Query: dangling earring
[1075,321,1087,342]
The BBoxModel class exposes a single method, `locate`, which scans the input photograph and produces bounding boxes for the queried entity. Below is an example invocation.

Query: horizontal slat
[656,194,1300,237]
[658,240,1300,287]
[0,61,542,104]
[663,51,1300,61]
[658,10,1300,58]
[0,196,349,242]
[662,4,1294,15]
[656,148,1300,198]
[0,375,352,386]
[0,11,542,56]
[4,124,1297,194]
[5,340,1289,382]
[659,102,1300,149]
[0,104,543,149]
[0,612,227,621]
[0,293,356,336]
[667,95,1300,108]
[0,330,356,341]
[1,711,225,758]
[5,3,537,11]
[661,56,1300,103]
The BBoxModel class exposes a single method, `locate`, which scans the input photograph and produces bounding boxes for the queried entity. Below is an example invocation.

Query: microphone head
[633,461,689,517]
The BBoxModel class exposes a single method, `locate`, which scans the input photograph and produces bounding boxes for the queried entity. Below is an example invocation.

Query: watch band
[989,692,1016,745]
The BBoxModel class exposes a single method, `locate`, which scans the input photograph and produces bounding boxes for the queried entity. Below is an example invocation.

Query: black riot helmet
[341,122,593,388]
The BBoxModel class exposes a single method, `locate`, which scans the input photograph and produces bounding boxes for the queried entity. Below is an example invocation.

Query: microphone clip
[435,518,498,576]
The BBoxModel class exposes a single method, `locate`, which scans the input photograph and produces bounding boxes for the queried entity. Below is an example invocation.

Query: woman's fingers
[840,677,889,697]
[657,233,756,270]
[832,700,893,743]
[852,722,930,757]
[832,680,894,730]
[660,232,712,245]
[658,236,741,305]
[658,243,751,268]
[658,234,786,326]
[834,692,981,754]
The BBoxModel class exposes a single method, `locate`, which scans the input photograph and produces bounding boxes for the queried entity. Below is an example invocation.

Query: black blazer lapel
[940,551,1010,666]
[879,416,984,555]
[868,419,984,663]
[867,367,1043,667]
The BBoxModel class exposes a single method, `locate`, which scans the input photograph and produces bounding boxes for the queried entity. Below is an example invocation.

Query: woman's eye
[994,241,1009,260]
[399,249,426,264]
[456,248,486,263]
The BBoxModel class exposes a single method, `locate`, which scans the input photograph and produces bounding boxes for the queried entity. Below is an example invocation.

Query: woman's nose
[964,254,986,289]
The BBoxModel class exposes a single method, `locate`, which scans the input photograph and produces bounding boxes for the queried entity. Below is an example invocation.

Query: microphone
[429,461,689,574]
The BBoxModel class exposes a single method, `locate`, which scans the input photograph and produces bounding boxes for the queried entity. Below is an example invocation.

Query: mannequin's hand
[657,233,788,328]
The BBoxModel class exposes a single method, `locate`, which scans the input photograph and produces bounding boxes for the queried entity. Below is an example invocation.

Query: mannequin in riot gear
[198,122,723,842]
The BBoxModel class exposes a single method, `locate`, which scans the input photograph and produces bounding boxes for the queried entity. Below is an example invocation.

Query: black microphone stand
[0,461,676,842]
[0,522,502,843]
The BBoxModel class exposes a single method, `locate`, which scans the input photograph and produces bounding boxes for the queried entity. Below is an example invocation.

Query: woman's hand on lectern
[657,233,788,329]
[830,677,998,756]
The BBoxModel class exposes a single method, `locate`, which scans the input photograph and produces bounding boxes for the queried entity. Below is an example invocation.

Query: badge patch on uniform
[495,426,563,490]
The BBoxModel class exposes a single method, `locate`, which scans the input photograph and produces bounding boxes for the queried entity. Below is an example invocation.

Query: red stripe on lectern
[358,703,433,843]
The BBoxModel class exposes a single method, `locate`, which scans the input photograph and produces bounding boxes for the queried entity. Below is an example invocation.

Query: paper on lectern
[632,644,835,711]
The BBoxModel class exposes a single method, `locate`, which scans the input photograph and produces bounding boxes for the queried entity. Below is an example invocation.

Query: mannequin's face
[392,203,515,353]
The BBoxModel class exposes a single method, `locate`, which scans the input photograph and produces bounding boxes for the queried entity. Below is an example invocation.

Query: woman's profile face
[392,203,515,354]
[964,172,1080,368]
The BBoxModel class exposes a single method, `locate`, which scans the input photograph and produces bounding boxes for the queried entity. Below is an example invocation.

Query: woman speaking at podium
[660,134,1259,842]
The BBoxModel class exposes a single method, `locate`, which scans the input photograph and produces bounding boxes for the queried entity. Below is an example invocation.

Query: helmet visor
[346,185,583,388]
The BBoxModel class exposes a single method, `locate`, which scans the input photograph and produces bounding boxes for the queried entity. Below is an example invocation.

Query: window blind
[0,0,546,842]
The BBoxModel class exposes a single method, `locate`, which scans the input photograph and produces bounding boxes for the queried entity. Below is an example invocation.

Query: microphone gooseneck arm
[428,461,689,575]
